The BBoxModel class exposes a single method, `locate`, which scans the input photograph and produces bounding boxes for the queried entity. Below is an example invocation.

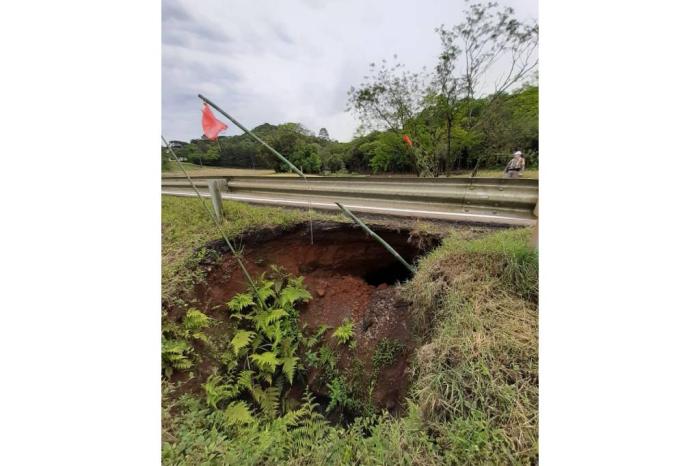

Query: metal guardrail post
[208,179,226,223]
[161,136,265,308]
[531,199,539,249]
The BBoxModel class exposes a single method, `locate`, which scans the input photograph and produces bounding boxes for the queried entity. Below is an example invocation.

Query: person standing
[504,151,526,178]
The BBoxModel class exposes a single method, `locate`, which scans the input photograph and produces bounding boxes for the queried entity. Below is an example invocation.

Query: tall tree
[347,56,430,175]
[450,2,538,175]
[456,2,538,109]
[432,25,461,175]
[347,56,426,134]
[318,127,330,140]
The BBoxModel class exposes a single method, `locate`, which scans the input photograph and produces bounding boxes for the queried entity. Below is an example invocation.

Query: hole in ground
[193,221,442,417]
[363,259,413,286]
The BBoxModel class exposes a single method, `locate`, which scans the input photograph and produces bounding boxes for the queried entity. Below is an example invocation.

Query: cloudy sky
[162,0,538,143]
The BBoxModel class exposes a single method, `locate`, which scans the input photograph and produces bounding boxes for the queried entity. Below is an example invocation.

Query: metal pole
[162,136,264,307]
[197,94,314,245]
[335,202,417,275]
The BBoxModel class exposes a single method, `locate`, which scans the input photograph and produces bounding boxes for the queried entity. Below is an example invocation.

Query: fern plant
[161,338,193,378]
[224,400,255,426]
[203,374,240,409]
[211,268,315,421]
[181,308,214,345]
[287,389,331,453]
[161,308,214,378]
[326,376,366,417]
[332,319,355,346]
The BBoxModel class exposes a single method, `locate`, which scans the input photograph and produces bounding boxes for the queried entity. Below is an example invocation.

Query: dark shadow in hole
[363,258,414,286]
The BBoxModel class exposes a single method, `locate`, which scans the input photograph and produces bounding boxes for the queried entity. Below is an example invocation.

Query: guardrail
[162,175,538,216]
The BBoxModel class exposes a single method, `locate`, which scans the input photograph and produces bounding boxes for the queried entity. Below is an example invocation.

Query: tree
[347,56,433,175]
[367,132,414,173]
[181,142,205,166]
[347,3,537,177]
[318,127,329,140]
[204,144,221,164]
[218,138,260,168]
[289,143,321,174]
[342,131,381,173]
[319,142,346,173]
[267,124,305,172]
[450,2,538,175]
[432,25,462,175]
[454,2,538,106]
[347,56,427,134]
[475,84,539,167]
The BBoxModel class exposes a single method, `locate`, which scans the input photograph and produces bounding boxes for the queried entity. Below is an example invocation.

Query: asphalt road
[161,187,536,227]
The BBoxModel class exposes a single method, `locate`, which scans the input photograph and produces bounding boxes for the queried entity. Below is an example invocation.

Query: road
[161,187,536,227]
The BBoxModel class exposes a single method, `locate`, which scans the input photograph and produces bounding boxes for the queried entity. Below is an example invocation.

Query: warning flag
[402,134,413,147]
[201,103,228,140]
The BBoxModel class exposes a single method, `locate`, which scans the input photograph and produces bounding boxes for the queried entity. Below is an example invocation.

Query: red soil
[191,222,438,412]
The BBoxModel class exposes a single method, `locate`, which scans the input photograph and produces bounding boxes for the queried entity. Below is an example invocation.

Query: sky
[162,0,538,143]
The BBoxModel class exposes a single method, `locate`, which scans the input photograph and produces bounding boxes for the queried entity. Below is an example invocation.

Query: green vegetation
[326,376,366,416]
[162,215,538,463]
[404,228,538,461]
[161,195,343,306]
[199,269,315,422]
[165,123,331,175]
[161,0,539,461]
[348,2,538,177]
[163,164,539,179]
[165,84,537,178]
[164,2,537,178]
[331,319,355,347]
[289,142,322,174]
[372,338,406,371]
[162,308,213,378]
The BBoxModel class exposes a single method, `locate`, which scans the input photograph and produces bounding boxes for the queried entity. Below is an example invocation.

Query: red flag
[201,103,228,140]
[402,134,413,147]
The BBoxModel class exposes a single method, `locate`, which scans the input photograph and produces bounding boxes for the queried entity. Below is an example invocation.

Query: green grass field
[163,163,281,177]
[454,168,539,179]
[163,164,539,179]
[161,195,538,464]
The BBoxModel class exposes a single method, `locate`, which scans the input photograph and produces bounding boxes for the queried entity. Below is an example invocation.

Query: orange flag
[201,103,228,139]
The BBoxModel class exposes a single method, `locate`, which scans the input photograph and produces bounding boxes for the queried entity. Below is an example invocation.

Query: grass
[161,197,538,464]
[163,163,325,177]
[163,163,282,177]
[372,338,406,370]
[162,164,538,179]
[453,168,539,179]
[404,227,538,461]
[161,195,343,306]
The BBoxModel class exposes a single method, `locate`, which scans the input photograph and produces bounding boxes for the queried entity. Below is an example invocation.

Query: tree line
[164,2,538,176]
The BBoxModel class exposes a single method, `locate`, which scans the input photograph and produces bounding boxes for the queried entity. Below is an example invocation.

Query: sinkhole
[193,221,442,415]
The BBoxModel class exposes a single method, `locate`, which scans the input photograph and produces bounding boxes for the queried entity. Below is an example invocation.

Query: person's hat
[514,151,523,156]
